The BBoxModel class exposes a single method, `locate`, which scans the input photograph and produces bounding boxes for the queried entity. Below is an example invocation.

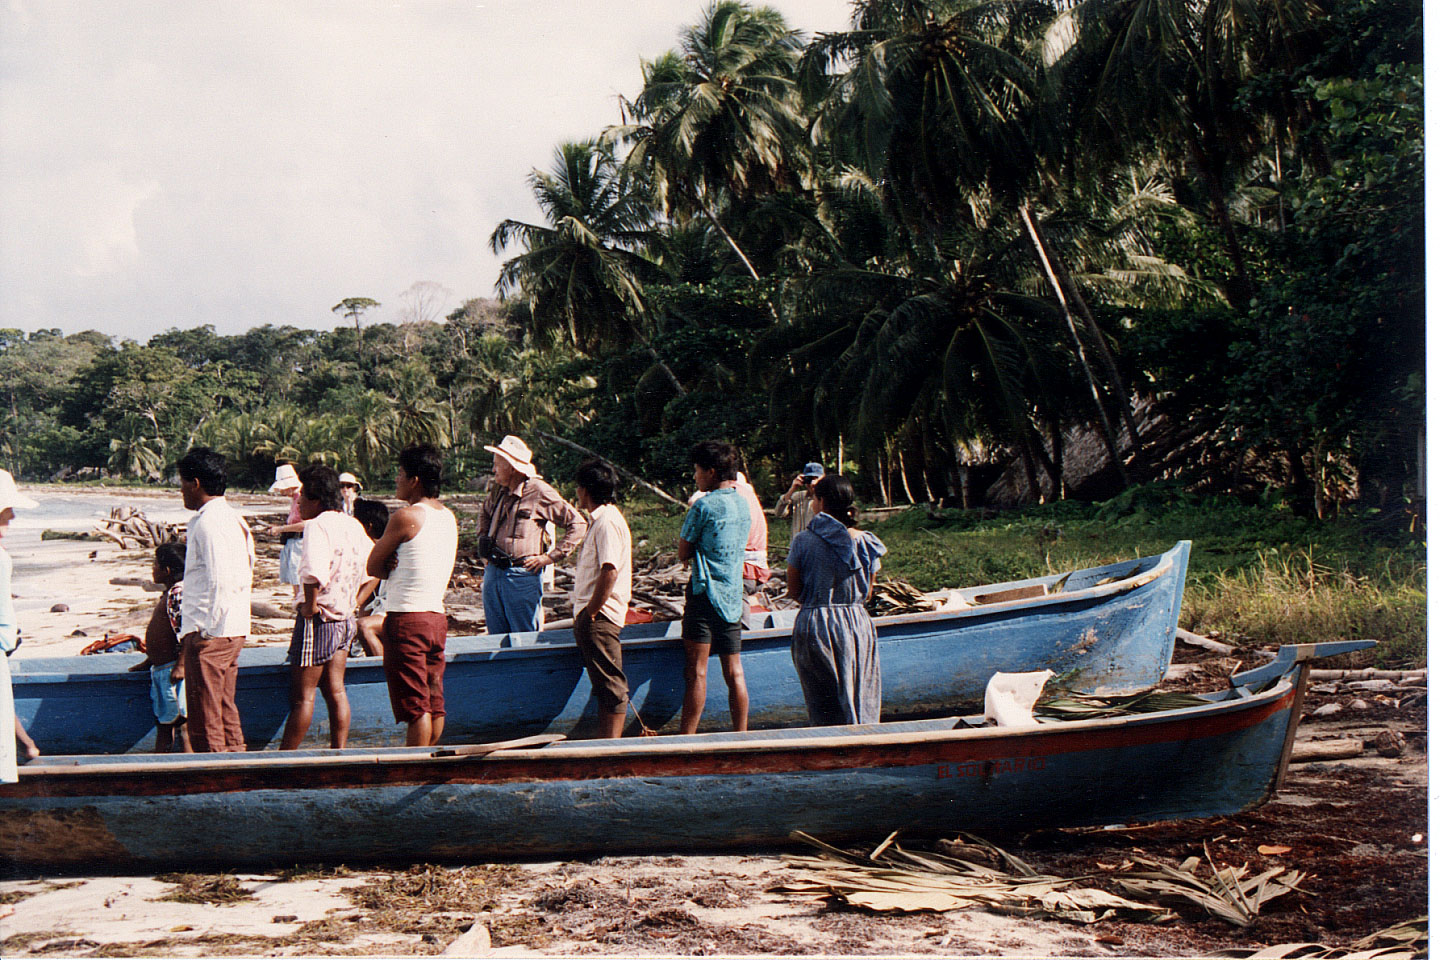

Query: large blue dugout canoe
[11,542,1190,754]
[0,641,1368,869]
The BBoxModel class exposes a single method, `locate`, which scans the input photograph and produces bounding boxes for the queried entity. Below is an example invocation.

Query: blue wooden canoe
[11,541,1190,754]
[0,640,1369,869]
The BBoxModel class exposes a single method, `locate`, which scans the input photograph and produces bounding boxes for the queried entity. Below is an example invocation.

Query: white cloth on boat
[786,514,887,726]
[983,670,1054,727]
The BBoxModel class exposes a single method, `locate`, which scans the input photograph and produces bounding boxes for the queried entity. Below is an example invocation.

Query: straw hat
[483,435,538,478]
[0,470,38,513]
[338,472,362,489]
[269,463,301,493]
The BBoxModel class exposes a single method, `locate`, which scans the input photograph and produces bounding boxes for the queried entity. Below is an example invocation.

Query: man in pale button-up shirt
[176,447,255,753]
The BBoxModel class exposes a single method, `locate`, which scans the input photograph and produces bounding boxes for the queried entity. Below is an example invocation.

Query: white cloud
[0,0,853,338]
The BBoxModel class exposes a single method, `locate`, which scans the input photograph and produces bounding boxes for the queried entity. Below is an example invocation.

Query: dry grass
[1184,547,1426,664]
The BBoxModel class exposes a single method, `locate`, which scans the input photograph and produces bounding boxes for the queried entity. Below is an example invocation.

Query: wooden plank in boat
[973,584,1047,605]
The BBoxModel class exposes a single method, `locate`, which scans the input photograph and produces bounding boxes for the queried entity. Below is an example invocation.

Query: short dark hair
[154,541,187,578]
[176,447,227,496]
[298,463,343,514]
[397,444,444,497]
[575,458,617,506]
[690,441,737,482]
[813,473,858,527]
[353,497,390,539]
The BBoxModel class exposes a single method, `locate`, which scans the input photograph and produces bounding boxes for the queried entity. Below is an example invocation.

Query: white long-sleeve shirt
[179,496,255,639]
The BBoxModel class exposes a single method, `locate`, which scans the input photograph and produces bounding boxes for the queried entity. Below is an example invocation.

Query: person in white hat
[266,464,305,591]
[475,435,587,634]
[337,472,362,517]
[0,469,41,778]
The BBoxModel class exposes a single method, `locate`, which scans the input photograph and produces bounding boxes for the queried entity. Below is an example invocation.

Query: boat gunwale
[12,668,1290,780]
[10,542,1187,681]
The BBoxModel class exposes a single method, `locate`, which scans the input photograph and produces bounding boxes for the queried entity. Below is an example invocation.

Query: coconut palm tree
[607,1,808,281]
[491,139,685,395]
[1036,0,1323,306]
[344,391,400,480]
[491,140,660,349]
[804,0,1150,482]
[107,417,167,480]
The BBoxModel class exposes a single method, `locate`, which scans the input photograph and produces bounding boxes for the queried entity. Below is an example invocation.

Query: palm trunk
[1019,206,1130,488]
[644,343,687,397]
[698,201,761,281]
[1024,208,1143,454]
[1184,126,1255,307]
[897,446,917,504]
[535,431,686,509]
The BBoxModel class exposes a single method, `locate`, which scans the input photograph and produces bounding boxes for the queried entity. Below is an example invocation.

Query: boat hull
[0,667,1290,869]
[11,542,1190,753]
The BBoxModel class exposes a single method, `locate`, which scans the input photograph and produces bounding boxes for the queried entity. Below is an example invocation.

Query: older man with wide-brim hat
[0,469,40,779]
[475,435,588,635]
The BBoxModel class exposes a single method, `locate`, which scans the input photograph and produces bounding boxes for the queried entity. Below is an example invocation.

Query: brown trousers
[183,634,247,752]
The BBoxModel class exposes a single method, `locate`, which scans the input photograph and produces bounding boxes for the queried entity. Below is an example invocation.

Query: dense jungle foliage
[0,0,1422,521]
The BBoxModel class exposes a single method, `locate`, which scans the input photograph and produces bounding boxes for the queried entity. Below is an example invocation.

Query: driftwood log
[1289,739,1365,763]
[94,507,183,550]
[1176,628,1235,656]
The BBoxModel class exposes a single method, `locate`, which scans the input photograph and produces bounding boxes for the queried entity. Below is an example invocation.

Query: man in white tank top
[366,444,458,746]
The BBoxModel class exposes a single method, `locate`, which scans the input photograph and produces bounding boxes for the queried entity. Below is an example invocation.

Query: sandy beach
[0,486,1426,958]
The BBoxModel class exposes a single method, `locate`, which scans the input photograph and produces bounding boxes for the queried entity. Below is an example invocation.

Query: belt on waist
[488,556,539,571]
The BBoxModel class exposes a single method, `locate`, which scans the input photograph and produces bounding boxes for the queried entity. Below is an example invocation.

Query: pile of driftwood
[94,506,183,549]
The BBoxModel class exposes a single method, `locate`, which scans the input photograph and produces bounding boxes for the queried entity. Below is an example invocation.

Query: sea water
[3,488,273,634]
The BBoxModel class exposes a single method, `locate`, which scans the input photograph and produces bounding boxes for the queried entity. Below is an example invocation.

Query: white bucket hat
[483,435,538,478]
[269,463,301,493]
[338,472,362,489]
[0,470,38,512]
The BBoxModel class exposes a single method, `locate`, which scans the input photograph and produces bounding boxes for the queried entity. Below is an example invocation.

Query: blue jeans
[482,563,543,635]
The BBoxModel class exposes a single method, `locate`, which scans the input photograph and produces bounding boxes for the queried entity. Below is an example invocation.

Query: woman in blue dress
[784,474,887,726]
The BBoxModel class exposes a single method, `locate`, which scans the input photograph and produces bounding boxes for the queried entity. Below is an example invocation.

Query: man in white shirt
[176,447,255,753]
[571,459,632,738]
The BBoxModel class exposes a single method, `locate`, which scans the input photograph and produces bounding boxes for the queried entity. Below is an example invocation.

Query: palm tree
[607,1,808,281]
[805,0,1149,482]
[107,417,167,480]
[344,391,400,481]
[254,404,309,465]
[491,139,684,394]
[491,141,660,349]
[1037,0,1322,305]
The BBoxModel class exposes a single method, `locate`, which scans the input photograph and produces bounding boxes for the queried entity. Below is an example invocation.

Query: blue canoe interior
[0,641,1372,869]
[12,541,1191,754]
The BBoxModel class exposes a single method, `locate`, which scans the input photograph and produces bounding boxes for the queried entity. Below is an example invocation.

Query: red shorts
[381,612,448,724]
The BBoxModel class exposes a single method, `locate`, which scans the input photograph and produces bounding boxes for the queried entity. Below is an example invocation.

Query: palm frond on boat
[1035,690,1211,721]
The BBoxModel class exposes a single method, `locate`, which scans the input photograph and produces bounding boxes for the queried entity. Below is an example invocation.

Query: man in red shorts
[366,445,459,746]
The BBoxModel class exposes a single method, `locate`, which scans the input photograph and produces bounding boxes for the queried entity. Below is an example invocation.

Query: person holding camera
[775,461,824,541]
[476,435,587,635]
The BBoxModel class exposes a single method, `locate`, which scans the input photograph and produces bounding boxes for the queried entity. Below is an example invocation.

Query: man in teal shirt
[677,441,752,734]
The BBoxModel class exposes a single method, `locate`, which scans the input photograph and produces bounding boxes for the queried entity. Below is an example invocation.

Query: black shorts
[681,583,742,655]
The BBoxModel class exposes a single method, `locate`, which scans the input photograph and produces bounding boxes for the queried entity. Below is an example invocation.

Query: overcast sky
[0,0,852,341]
